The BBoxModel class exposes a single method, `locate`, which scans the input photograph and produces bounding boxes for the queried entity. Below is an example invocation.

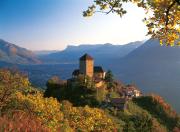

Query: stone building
[72,53,106,79]
[79,53,94,77]
[121,84,141,98]
[94,66,106,79]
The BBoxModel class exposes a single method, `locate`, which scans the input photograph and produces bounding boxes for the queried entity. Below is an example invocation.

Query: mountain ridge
[39,41,143,64]
[0,39,41,64]
[111,39,180,112]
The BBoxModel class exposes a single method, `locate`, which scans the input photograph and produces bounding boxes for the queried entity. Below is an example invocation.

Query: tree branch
[165,0,177,26]
[106,0,119,14]
[175,0,180,5]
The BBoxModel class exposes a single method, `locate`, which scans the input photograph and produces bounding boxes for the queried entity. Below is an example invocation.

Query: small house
[94,66,106,79]
[122,85,141,98]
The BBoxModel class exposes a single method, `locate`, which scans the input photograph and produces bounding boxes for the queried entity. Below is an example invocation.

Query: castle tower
[79,53,94,77]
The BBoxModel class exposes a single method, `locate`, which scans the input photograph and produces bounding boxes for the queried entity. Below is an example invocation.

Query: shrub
[0,69,30,110]
[61,101,116,131]
[133,95,179,130]
[0,111,50,131]
[16,92,64,130]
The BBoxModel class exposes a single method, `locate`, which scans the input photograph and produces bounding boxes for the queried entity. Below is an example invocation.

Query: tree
[16,92,63,130]
[61,102,116,131]
[131,113,153,132]
[44,76,66,99]
[0,69,30,111]
[67,75,98,106]
[105,70,116,89]
[133,95,180,131]
[84,0,180,46]
[105,70,114,82]
[45,75,98,106]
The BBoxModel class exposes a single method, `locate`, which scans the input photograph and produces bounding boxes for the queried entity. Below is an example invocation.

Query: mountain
[111,39,180,112]
[33,50,60,56]
[0,39,41,64]
[39,41,143,64]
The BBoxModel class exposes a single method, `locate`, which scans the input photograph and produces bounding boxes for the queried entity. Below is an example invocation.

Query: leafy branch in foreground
[84,0,180,46]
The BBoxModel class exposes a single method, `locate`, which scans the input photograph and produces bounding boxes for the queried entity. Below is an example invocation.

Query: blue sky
[0,0,149,50]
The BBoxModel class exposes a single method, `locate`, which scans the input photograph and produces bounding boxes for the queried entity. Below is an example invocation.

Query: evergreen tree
[105,70,116,89]
[105,70,114,83]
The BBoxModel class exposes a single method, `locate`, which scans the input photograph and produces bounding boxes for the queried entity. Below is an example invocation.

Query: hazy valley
[0,39,180,113]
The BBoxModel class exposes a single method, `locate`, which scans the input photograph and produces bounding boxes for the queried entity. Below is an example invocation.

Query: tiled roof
[94,78,103,83]
[111,98,127,104]
[94,66,104,73]
[124,84,140,91]
[79,53,93,61]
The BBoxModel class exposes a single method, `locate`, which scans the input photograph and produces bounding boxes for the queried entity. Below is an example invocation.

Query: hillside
[111,39,180,112]
[0,69,179,131]
[39,41,143,64]
[0,39,41,64]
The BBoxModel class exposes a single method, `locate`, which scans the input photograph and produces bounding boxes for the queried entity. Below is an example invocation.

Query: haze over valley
[0,39,180,112]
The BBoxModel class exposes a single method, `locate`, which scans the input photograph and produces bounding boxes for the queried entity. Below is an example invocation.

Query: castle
[71,54,106,87]
[72,53,106,79]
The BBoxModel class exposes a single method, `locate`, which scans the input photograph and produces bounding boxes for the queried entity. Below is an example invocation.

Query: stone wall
[94,72,104,79]
[79,60,94,77]
[80,60,86,75]
[86,60,94,77]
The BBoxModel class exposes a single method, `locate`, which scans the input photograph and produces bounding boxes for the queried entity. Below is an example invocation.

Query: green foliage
[109,91,120,98]
[16,92,64,130]
[74,75,95,89]
[131,113,153,132]
[45,75,99,107]
[61,101,116,131]
[105,70,116,89]
[123,121,136,132]
[133,95,180,131]
[69,84,98,106]
[96,86,108,103]
[1,91,116,131]
[44,76,67,100]
[105,70,114,82]
[67,76,99,106]
[117,101,154,132]
[0,69,30,111]
[100,99,169,131]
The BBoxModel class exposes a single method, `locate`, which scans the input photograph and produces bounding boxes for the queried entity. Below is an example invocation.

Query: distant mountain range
[39,41,143,64]
[111,39,180,112]
[33,50,60,56]
[0,39,41,64]
[1,38,180,112]
[0,39,143,64]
